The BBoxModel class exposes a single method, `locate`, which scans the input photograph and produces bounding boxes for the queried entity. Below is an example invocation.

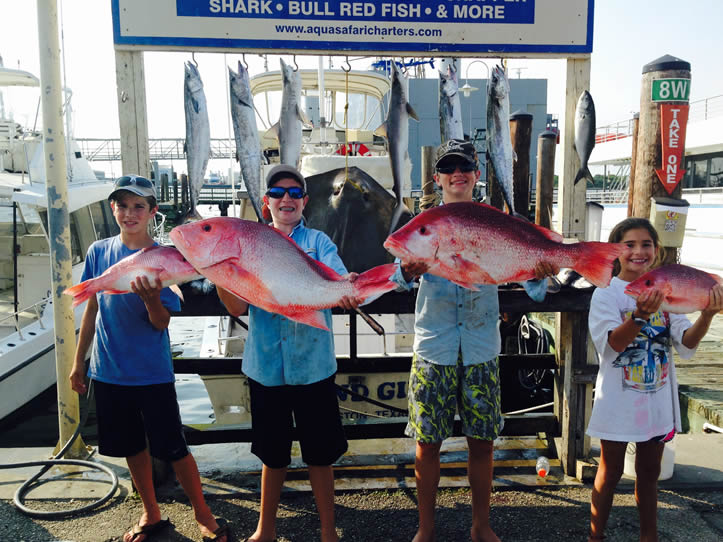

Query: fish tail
[572,242,626,288]
[63,279,99,308]
[353,263,398,299]
[574,166,594,185]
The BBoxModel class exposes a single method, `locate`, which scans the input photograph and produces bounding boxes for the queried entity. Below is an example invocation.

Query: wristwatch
[632,314,648,326]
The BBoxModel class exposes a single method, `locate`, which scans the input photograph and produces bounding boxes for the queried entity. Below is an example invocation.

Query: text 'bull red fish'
[383,202,625,289]
[169,217,398,330]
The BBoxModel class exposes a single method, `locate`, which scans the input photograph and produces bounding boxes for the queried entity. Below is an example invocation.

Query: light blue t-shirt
[391,265,501,366]
[81,236,180,385]
[242,221,348,387]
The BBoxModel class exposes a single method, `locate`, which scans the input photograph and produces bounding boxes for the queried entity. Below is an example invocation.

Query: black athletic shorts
[248,374,348,469]
[92,379,189,462]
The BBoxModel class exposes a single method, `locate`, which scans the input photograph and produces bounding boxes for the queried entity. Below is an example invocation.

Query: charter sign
[112,0,594,56]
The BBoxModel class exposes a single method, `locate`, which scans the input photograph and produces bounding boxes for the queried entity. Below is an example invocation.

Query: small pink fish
[63,245,202,307]
[625,264,723,313]
[384,201,624,289]
[169,217,398,330]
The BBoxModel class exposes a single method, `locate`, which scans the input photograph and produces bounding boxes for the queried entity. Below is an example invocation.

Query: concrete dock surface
[0,433,722,541]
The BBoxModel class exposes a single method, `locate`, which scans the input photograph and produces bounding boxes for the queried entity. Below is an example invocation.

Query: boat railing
[0,296,49,340]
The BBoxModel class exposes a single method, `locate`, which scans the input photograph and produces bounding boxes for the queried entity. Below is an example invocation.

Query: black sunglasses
[266,186,306,199]
[437,162,477,174]
[115,175,153,188]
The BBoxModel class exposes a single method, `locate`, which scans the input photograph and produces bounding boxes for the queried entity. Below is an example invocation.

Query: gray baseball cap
[265,164,307,192]
[108,174,156,201]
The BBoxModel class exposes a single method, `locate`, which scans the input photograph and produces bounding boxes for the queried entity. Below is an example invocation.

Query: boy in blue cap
[70,175,229,542]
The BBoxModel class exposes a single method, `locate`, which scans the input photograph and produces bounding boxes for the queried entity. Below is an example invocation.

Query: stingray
[303,166,413,273]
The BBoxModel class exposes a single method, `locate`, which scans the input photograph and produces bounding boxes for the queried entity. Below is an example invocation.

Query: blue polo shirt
[82,236,180,385]
[391,265,501,366]
[242,221,348,386]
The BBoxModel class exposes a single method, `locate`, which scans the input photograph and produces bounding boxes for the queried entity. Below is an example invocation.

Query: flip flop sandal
[127,515,173,542]
[202,517,232,542]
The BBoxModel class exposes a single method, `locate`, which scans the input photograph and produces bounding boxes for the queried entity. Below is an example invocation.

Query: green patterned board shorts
[405,352,503,443]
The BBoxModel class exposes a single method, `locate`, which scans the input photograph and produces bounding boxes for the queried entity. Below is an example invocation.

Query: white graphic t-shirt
[587,277,695,442]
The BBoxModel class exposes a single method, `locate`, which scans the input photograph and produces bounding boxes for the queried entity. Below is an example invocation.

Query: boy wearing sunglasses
[69,175,229,542]
[392,140,556,542]
[218,164,359,542]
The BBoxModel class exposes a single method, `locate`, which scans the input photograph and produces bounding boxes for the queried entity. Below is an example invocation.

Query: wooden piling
[535,131,557,228]
[419,145,439,211]
[631,55,691,220]
[510,111,533,217]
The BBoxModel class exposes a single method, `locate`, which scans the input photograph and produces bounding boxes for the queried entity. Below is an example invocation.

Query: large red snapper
[383,201,624,289]
[63,245,202,307]
[168,217,398,330]
[625,264,723,314]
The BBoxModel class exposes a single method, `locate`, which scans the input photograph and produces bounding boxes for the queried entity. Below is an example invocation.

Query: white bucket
[623,440,676,481]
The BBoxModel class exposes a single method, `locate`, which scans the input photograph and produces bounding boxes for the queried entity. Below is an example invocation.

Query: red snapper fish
[63,245,202,307]
[383,201,624,289]
[168,217,398,330]
[624,264,723,314]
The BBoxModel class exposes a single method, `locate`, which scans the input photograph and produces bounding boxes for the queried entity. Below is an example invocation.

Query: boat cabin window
[38,208,88,265]
[332,92,382,133]
[89,201,120,240]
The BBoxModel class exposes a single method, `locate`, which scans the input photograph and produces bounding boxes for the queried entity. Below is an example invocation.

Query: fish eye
[203,224,211,232]
[645,279,651,286]
[419,226,427,235]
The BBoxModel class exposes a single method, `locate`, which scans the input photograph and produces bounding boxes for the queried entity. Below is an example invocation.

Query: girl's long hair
[607,217,663,276]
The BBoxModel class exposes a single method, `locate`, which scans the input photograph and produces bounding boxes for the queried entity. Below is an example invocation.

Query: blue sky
[1,1,720,155]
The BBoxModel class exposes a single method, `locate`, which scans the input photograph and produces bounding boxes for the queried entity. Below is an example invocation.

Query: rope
[419,179,441,210]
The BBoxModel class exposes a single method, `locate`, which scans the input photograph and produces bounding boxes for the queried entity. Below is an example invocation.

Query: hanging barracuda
[229,61,265,221]
[439,58,464,142]
[486,64,516,214]
[375,60,418,235]
[265,58,310,169]
[183,61,211,221]
[574,90,597,184]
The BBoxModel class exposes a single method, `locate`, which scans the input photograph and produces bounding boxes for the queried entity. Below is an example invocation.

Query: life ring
[336,142,371,156]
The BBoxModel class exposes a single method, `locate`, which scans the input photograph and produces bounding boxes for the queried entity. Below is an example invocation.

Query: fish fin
[406,103,419,121]
[353,263,398,300]
[314,259,345,281]
[528,222,564,243]
[521,278,548,303]
[513,149,518,162]
[574,167,594,185]
[264,122,280,140]
[373,122,387,139]
[286,310,330,331]
[192,96,200,114]
[104,289,128,295]
[296,104,312,126]
[63,280,99,308]
[170,284,184,302]
[572,241,626,288]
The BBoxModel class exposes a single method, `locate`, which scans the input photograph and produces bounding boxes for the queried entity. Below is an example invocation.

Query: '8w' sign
[652,79,690,102]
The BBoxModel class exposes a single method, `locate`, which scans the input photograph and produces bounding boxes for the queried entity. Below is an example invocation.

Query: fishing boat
[236,65,413,218]
[0,65,117,422]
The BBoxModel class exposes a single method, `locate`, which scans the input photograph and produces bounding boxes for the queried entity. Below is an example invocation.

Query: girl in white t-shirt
[587,217,723,542]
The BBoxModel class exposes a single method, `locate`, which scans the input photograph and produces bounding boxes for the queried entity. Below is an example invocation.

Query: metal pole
[12,198,18,320]
[36,0,88,458]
